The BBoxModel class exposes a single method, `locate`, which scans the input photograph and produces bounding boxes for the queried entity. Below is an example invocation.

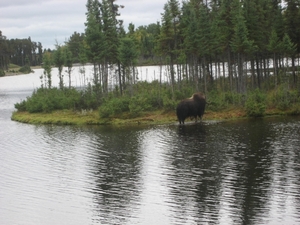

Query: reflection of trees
[266,119,300,223]
[89,126,144,224]
[225,119,274,225]
[164,123,224,224]
[165,119,298,224]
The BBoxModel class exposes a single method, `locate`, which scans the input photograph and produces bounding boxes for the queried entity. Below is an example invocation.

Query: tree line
[0,32,44,72]
[68,0,300,96]
[3,0,300,93]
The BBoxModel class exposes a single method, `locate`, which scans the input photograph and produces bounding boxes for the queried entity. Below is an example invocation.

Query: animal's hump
[192,92,205,101]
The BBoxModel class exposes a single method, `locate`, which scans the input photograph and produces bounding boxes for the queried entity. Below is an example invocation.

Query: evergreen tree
[230,0,254,92]
[100,0,121,94]
[283,0,300,83]
[215,0,236,91]
[118,37,138,94]
[66,32,85,63]
[85,0,104,102]
[281,33,297,80]
[267,29,283,86]
[0,31,9,73]
[158,0,180,96]
[42,52,52,89]
[65,48,73,88]
[53,45,65,90]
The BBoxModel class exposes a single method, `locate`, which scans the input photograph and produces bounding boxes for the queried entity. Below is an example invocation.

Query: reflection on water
[1,72,300,224]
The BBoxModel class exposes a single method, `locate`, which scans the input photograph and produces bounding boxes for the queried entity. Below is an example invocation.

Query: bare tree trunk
[273,53,277,88]
[227,48,233,92]
[118,62,122,95]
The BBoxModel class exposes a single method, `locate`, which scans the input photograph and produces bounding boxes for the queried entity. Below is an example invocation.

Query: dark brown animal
[176,92,206,124]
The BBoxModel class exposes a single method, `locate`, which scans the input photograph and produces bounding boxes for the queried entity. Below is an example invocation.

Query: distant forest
[1,0,300,94]
[0,32,44,70]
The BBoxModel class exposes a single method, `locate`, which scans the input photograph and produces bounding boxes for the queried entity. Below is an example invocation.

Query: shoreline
[11,107,295,126]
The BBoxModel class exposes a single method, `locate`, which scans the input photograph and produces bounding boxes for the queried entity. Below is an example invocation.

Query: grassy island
[10,85,300,127]
[11,107,299,126]
[4,0,300,127]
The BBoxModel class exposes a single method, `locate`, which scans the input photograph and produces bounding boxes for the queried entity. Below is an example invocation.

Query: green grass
[11,106,300,126]
[11,110,105,125]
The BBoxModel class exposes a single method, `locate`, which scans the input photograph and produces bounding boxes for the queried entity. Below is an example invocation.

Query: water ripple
[1,103,300,224]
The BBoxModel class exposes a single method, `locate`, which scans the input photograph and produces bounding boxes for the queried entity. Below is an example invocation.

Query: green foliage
[206,91,244,111]
[1,36,43,69]
[99,96,130,118]
[119,37,138,67]
[15,88,80,113]
[288,103,300,115]
[19,65,32,74]
[0,69,5,77]
[42,52,52,89]
[66,32,85,63]
[245,89,266,117]
[162,96,177,111]
[18,56,32,74]
[129,96,152,117]
[268,86,299,110]
[99,81,163,118]
[78,84,99,110]
[53,46,65,89]
[14,100,27,111]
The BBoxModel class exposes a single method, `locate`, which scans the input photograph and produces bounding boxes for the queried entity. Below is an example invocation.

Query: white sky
[0,0,166,49]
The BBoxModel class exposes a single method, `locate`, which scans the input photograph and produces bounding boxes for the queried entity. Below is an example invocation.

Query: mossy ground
[12,107,294,126]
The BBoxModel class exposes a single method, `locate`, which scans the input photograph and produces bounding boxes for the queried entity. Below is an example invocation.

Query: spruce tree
[53,45,65,90]
[230,0,254,92]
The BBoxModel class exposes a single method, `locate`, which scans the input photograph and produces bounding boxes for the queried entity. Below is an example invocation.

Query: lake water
[1,67,300,225]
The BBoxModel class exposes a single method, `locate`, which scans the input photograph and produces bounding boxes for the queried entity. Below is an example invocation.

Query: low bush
[206,91,244,111]
[245,89,266,117]
[0,69,5,77]
[19,65,32,74]
[99,97,130,118]
[268,86,299,110]
[15,88,81,113]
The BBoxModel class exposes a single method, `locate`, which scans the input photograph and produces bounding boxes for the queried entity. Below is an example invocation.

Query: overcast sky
[0,0,166,49]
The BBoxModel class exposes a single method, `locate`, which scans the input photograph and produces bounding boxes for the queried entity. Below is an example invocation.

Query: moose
[176,92,207,124]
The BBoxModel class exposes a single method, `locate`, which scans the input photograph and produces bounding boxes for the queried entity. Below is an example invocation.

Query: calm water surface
[1,69,300,225]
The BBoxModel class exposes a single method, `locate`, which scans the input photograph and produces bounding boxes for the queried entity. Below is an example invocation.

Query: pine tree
[0,31,9,73]
[158,0,180,96]
[180,1,195,77]
[42,52,52,89]
[119,37,138,95]
[267,29,283,86]
[230,0,254,93]
[283,0,300,83]
[66,32,85,63]
[53,45,65,90]
[65,48,73,88]
[85,0,104,86]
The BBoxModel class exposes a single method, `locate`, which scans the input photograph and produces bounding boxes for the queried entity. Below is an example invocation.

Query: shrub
[99,97,130,118]
[0,69,5,77]
[245,89,266,117]
[162,96,177,111]
[19,65,32,74]
[128,96,152,117]
[288,103,300,115]
[206,91,227,111]
[14,88,81,113]
[14,100,27,111]
[270,86,299,110]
